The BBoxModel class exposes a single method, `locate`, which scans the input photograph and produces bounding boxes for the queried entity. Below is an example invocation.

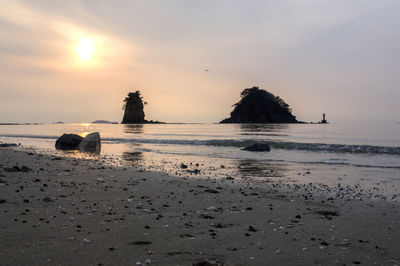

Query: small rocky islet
[220,86,299,124]
[121,91,164,124]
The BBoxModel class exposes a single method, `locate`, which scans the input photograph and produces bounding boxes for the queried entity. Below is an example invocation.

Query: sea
[1,123,400,200]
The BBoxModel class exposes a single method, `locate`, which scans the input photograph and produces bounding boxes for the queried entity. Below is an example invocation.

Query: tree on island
[220,86,299,123]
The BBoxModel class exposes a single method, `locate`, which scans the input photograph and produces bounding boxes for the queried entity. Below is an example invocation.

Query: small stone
[320,241,328,246]
[42,196,54,202]
[130,241,152,245]
[83,238,91,244]
[248,226,257,232]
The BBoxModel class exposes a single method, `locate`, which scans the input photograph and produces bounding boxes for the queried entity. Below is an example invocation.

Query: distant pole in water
[321,113,328,124]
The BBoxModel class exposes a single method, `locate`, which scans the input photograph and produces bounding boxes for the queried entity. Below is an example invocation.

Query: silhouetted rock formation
[121,91,164,124]
[122,91,146,124]
[220,87,299,123]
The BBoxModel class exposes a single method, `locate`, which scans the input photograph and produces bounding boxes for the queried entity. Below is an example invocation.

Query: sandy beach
[0,146,399,265]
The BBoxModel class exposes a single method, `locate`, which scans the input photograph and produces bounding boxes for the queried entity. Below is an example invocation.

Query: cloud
[1,0,400,123]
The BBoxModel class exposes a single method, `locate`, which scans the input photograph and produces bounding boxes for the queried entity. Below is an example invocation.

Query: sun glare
[77,39,93,60]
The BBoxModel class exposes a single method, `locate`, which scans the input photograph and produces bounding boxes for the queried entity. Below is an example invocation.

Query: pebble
[83,238,91,244]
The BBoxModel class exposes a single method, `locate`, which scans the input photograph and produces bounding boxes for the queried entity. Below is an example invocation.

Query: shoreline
[0,146,399,265]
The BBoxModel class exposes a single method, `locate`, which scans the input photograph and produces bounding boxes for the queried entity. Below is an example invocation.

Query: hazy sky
[1,0,400,123]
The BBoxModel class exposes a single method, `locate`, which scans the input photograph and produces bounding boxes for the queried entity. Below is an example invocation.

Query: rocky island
[220,86,299,123]
[121,91,163,124]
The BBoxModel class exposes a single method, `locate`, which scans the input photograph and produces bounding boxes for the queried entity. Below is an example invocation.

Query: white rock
[78,132,101,152]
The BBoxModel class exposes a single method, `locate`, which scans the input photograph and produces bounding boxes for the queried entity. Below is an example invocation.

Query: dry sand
[0,147,399,265]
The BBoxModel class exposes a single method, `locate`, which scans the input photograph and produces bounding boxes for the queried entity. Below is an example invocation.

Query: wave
[0,134,57,140]
[1,133,400,156]
[104,138,400,156]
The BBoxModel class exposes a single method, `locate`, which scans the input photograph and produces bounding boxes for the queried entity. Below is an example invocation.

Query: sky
[1,0,400,123]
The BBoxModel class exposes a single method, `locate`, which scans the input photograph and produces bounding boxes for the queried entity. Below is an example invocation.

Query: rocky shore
[0,146,399,265]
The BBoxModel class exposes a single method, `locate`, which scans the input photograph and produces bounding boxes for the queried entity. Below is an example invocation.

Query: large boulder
[78,132,101,152]
[220,87,299,123]
[242,143,271,152]
[55,134,83,150]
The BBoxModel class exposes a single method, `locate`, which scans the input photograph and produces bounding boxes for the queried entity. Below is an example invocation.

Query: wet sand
[0,147,399,265]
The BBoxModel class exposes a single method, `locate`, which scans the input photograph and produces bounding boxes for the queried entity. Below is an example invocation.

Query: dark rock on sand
[242,143,271,152]
[0,143,18,147]
[220,86,299,123]
[42,196,55,202]
[129,241,152,245]
[188,169,201,174]
[55,134,83,150]
[248,225,258,232]
[4,165,32,172]
[193,259,222,266]
[316,210,339,217]
[205,188,219,194]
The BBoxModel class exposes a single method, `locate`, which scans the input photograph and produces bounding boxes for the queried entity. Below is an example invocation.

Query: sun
[77,39,93,60]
